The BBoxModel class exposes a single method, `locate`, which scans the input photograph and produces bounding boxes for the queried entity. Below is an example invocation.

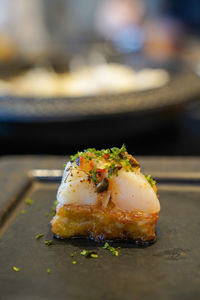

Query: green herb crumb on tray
[80,250,98,258]
[44,240,53,246]
[24,198,34,205]
[35,233,44,239]
[13,266,20,272]
[72,261,77,264]
[46,268,51,274]
[103,242,120,256]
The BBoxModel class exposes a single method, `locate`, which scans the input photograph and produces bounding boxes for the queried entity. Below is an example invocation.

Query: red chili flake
[89,161,95,169]
[80,156,84,163]
[97,168,106,176]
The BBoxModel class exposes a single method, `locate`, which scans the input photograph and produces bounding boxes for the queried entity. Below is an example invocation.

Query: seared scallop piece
[51,145,160,242]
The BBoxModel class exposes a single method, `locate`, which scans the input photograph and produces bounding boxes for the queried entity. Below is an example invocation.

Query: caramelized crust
[51,204,158,242]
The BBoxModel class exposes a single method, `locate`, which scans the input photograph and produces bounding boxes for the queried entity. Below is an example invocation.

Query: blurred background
[0,0,200,156]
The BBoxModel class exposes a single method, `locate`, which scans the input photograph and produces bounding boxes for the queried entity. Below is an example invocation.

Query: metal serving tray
[0,157,200,300]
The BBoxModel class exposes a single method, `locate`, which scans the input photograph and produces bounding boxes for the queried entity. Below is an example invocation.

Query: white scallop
[57,166,98,206]
[110,170,160,214]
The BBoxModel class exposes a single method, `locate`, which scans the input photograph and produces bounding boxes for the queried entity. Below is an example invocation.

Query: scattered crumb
[44,240,53,246]
[24,198,34,205]
[35,234,44,240]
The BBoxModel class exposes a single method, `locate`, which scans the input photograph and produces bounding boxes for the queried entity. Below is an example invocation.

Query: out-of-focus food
[0,63,169,97]
[0,34,17,61]
[51,145,160,242]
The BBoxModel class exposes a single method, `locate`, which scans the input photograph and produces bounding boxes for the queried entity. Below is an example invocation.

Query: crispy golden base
[51,204,158,242]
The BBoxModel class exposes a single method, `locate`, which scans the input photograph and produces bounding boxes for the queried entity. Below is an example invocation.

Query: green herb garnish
[90,253,98,259]
[44,240,53,246]
[35,233,44,240]
[80,250,98,258]
[103,242,120,256]
[13,266,20,272]
[44,212,50,217]
[69,145,139,185]
[24,198,34,205]
[145,174,156,187]
[46,268,51,274]
[89,169,99,184]
[20,209,26,214]
[70,252,76,257]
[72,261,77,264]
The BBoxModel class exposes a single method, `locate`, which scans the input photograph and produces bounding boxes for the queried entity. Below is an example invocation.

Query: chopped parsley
[90,253,98,259]
[89,170,99,184]
[44,212,50,217]
[70,252,76,257]
[44,240,53,246]
[35,233,44,240]
[24,198,34,205]
[145,174,156,187]
[80,250,98,258]
[46,268,51,274]
[103,242,120,256]
[70,145,127,164]
[13,266,20,272]
[69,145,139,185]
[72,261,77,264]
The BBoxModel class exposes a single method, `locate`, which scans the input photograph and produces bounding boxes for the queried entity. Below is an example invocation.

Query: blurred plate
[0,67,199,123]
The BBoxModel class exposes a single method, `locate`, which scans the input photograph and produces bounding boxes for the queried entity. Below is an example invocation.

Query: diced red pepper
[89,160,95,169]
[79,156,84,166]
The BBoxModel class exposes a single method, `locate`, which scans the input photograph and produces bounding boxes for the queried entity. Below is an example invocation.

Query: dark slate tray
[0,156,200,300]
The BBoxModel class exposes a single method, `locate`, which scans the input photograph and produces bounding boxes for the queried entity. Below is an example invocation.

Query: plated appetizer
[51,145,160,242]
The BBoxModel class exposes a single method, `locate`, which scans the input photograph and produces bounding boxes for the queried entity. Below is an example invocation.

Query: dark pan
[0,66,199,123]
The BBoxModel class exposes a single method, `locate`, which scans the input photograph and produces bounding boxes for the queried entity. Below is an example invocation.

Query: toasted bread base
[51,204,158,242]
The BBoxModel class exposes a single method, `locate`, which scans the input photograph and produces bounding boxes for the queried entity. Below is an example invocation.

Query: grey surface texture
[0,156,200,300]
